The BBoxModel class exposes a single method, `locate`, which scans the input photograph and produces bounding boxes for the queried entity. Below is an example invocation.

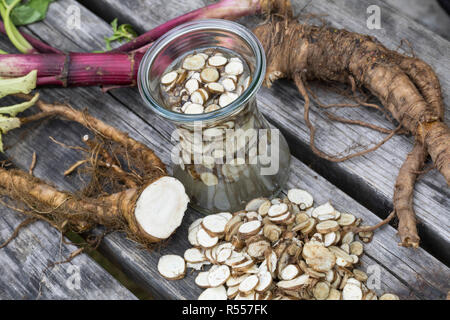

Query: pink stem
[0,21,64,54]
[114,0,262,52]
[0,53,143,87]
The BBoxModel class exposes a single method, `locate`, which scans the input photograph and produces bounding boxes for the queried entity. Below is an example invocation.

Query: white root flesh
[135,177,189,241]
[198,286,227,300]
[157,255,186,280]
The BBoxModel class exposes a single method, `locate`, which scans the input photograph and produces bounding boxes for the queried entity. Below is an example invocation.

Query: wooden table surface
[0,0,449,300]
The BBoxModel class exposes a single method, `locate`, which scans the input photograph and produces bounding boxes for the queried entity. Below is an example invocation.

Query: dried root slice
[287,189,314,209]
[268,203,289,217]
[247,239,270,259]
[197,227,219,248]
[208,265,231,287]
[157,255,186,280]
[316,220,340,234]
[201,67,220,83]
[183,54,206,71]
[202,214,228,236]
[302,242,336,272]
[239,274,259,295]
[280,264,300,281]
[312,202,338,221]
[198,285,227,300]
[195,271,211,288]
[246,197,269,212]
[238,220,262,238]
[258,200,272,216]
[324,232,337,247]
[219,92,239,107]
[255,271,272,293]
[226,274,250,287]
[349,241,364,256]
[338,213,356,226]
[327,288,342,300]
[379,293,400,300]
[188,223,201,246]
[184,247,206,263]
[342,283,363,300]
[187,261,211,271]
[277,274,310,290]
[313,281,331,300]
[227,285,240,299]
[135,177,189,241]
[161,71,178,85]
[269,211,292,224]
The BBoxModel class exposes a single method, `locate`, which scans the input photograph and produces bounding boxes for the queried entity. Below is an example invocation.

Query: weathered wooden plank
[75,0,450,263]
[1,0,446,300]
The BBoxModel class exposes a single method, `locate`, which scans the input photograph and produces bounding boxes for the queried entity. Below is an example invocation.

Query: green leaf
[11,0,55,26]
[101,18,137,52]
[0,92,39,117]
[0,69,37,99]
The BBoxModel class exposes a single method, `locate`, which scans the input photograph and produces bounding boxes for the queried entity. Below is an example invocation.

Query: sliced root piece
[302,242,336,272]
[277,274,310,290]
[313,281,331,300]
[342,283,363,300]
[198,285,227,300]
[316,220,340,234]
[268,203,288,217]
[197,227,219,248]
[195,271,211,288]
[208,265,231,287]
[238,220,262,238]
[201,67,220,83]
[183,54,206,71]
[135,177,189,241]
[208,55,228,67]
[255,271,272,293]
[247,239,270,259]
[380,293,400,300]
[225,60,244,75]
[239,274,259,295]
[287,189,314,209]
[280,264,300,281]
[246,197,269,212]
[157,255,186,280]
[184,247,205,263]
[202,214,228,236]
[338,213,356,227]
[161,71,178,85]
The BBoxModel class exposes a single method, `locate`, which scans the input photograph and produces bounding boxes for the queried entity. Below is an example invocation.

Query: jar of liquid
[138,19,290,214]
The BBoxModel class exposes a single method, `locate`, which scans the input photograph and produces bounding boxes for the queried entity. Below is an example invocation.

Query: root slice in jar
[208,55,228,67]
[206,82,225,94]
[222,78,236,92]
[183,54,206,71]
[200,172,219,186]
[225,61,244,75]
[161,71,178,85]
[185,78,200,94]
[198,285,227,300]
[184,103,204,114]
[157,255,186,280]
[204,104,221,113]
[219,92,239,107]
[201,67,220,83]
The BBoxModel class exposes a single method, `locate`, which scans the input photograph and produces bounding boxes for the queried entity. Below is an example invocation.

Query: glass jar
[138,19,290,214]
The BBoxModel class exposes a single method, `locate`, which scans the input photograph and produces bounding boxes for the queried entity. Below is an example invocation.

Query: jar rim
[137,19,266,124]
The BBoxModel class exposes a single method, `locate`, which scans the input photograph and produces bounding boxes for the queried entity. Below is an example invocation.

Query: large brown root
[252,19,449,246]
[253,21,450,185]
[0,98,189,247]
[394,143,427,248]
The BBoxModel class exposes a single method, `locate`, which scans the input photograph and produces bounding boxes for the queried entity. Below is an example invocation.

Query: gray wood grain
[75,0,450,263]
[0,0,447,300]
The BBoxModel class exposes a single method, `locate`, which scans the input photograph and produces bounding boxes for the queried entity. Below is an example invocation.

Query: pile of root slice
[0,96,189,247]
[158,189,399,300]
